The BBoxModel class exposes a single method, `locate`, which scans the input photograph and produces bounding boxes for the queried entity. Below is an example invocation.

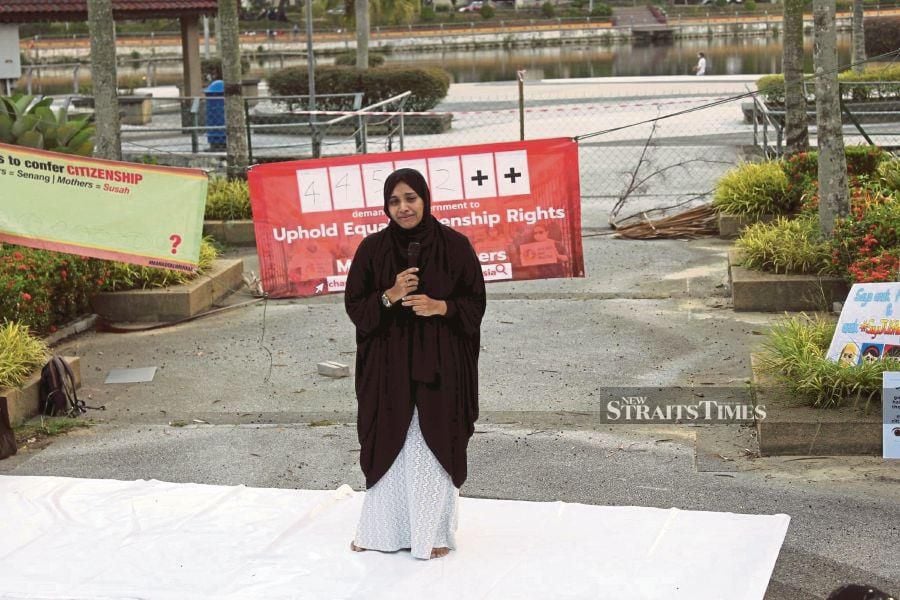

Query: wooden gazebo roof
[0,0,218,23]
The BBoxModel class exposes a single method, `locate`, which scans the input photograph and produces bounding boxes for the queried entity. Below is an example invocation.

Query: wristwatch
[381,291,394,307]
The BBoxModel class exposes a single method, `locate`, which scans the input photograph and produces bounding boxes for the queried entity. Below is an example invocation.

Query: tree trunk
[783,0,809,155]
[87,0,121,160]
[814,0,850,236]
[852,0,866,73]
[356,0,370,69]
[218,0,250,178]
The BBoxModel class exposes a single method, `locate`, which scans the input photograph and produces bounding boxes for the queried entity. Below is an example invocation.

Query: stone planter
[203,220,256,246]
[1,357,82,427]
[90,259,244,322]
[751,354,881,456]
[728,249,849,312]
[717,213,776,239]
[119,94,153,125]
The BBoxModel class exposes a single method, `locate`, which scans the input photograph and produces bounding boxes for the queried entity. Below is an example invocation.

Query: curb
[717,213,775,239]
[203,221,256,246]
[90,259,245,323]
[728,249,849,312]
[751,353,881,456]
[1,357,82,427]
[43,314,99,347]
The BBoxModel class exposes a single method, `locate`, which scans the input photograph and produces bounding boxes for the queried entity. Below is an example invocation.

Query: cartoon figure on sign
[860,344,883,364]
[838,342,861,366]
[515,222,568,278]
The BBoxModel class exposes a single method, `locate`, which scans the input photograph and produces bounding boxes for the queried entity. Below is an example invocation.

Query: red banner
[248,137,583,298]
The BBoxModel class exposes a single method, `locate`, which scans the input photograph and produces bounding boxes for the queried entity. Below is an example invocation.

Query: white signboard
[883,372,900,459]
[826,283,900,366]
[0,25,22,81]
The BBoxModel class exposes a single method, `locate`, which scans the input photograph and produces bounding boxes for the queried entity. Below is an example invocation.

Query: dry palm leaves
[613,204,719,240]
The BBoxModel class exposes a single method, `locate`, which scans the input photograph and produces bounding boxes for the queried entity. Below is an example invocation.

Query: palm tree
[218,0,250,178]
[852,0,866,74]
[86,0,121,160]
[813,0,849,236]
[782,0,809,155]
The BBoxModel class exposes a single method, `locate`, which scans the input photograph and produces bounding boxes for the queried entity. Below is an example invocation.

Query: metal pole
[306,0,316,111]
[518,69,526,141]
[245,97,254,164]
[203,16,211,60]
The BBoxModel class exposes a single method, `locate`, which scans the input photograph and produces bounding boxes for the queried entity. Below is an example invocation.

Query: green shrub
[103,238,219,291]
[541,2,555,17]
[781,151,819,212]
[843,145,886,176]
[758,314,890,409]
[201,57,251,82]
[267,65,451,112]
[334,52,386,67]
[877,157,900,193]
[421,6,437,20]
[713,161,791,217]
[0,321,49,390]
[205,177,252,220]
[744,0,756,10]
[590,2,612,17]
[0,94,94,155]
[755,74,786,104]
[736,215,831,274]
[480,3,495,18]
[0,246,109,334]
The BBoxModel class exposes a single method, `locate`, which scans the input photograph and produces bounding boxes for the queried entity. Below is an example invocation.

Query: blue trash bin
[204,80,226,148]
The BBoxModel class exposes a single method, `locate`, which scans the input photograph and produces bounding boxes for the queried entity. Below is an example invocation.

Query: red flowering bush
[0,245,110,334]
[830,199,900,283]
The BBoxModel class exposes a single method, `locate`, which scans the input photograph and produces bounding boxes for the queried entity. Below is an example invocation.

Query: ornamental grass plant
[0,321,49,390]
[712,161,791,218]
[736,215,831,274]
[757,314,891,410]
[205,177,252,221]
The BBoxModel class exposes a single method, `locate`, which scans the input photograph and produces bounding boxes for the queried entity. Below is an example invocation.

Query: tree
[851,0,866,73]
[218,0,250,178]
[783,0,809,155]
[86,0,121,160]
[356,0,369,69]
[813,0,849,236]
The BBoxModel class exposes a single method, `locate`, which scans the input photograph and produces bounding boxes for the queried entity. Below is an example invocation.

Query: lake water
[384,33,854,82]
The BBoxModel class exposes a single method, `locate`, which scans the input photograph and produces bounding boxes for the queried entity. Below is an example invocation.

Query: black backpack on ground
[0,396,16,460]
[39,356,86,417]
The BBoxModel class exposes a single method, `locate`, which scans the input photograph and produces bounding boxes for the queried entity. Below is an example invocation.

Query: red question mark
[169,234,183,255]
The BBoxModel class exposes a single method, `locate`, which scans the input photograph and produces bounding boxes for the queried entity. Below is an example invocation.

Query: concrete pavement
[3,231,900,598]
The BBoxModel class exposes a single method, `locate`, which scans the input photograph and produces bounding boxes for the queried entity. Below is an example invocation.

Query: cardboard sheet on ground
[0,476,790,600]
[104,367,157,384]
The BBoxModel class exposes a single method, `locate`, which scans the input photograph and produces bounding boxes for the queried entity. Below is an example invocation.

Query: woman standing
[345,168,486,560]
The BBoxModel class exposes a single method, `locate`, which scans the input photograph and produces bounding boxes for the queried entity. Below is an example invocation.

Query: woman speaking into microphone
[344,168,486,560]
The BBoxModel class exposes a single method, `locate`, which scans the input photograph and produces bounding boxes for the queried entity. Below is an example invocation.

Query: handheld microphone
[408,242,421,269]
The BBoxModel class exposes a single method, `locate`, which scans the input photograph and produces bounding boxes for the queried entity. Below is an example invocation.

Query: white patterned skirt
[354,407,459,559]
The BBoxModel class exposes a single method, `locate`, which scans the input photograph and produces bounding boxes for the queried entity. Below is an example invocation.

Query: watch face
[382,293,391,307]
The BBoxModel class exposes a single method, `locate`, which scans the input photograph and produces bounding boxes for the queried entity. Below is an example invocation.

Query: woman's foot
[350,541,366,552]
[430,547,450,559]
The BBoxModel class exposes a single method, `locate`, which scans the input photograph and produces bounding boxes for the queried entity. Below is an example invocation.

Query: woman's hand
[386,267,419,304]
[401,294,447,317]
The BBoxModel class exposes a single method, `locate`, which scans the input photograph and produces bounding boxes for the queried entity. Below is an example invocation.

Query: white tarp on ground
[0,475,790,600]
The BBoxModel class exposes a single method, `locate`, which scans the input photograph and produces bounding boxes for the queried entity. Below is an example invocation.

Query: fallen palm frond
[613,204,719,240]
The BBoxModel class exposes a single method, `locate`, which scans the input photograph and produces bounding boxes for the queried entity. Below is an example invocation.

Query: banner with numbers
[247,137,583,298]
